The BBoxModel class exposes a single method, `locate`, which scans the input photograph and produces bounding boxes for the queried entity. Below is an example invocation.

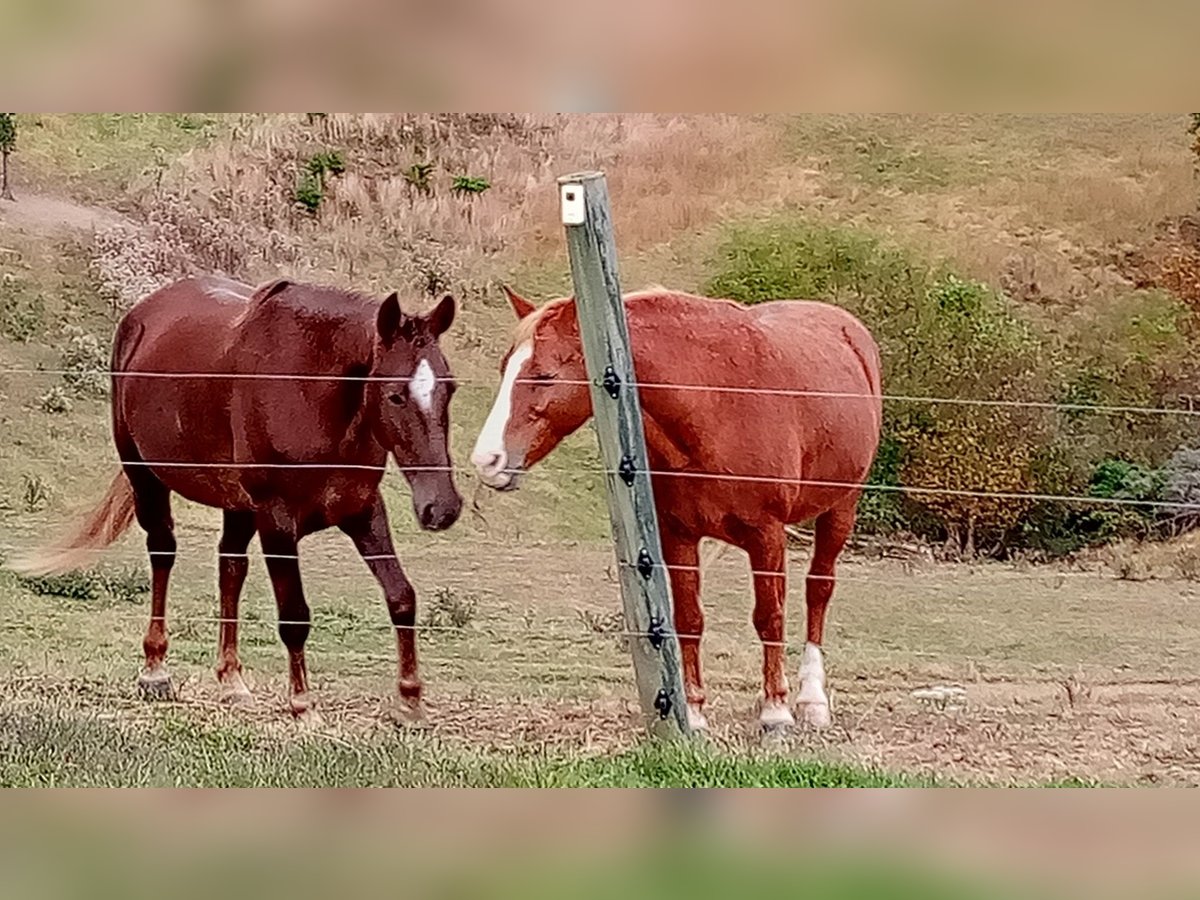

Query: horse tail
[10,471,137,576]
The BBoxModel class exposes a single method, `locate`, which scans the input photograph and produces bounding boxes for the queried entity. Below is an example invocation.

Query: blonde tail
[10,471,137,576]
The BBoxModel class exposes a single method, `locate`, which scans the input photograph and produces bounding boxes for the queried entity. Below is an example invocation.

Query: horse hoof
[137,669,175,701]
[686,703,708,732]
[219,680,253,706]
[759,700,796,734]
[798,701,832,729]
[389,699,428,729]
[293,706,326,731]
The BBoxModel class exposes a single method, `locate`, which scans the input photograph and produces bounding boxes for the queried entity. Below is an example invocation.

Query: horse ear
[501,284,536,320]
[376,292,403,345]
[426,294,456,337]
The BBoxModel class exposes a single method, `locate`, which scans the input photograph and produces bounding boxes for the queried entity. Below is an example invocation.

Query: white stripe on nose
[410,358,436,413]
[472,342,532,481]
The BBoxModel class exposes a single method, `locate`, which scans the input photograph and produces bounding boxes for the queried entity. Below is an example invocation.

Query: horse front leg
[662,530,706,731]
[339,495,423,725]
[256,504,318,725]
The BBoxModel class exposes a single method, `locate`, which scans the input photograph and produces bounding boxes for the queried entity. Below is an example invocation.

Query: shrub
[421,587,477,630]
[20,570,103,600]
[21,474,51,513]
[38,386,72,414]
[60,327,109,398]
[1161,445,1200,534]
[0,274,44,342]
[294,150,346,214]
[403,161,435,195]
[450,175,490,197]
[15,564,148,602]
[704,218,1196,557]
[854,435,907,534]
[705,220,1046,555]
[98,564,151,603]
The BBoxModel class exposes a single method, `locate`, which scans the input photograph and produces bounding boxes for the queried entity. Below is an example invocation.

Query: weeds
[294,149,346,213]
[21,474,50,513]
[59,327,108,398]
[37,386,71,414]
[403,161,435,196]
[98,564,151,603]
[14,563,148,603]
[421,587,478,630]
[576,607,629,652]
[0,275,44,342]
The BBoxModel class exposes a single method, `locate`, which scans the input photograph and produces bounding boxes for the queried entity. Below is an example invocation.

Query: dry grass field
[2,114,1199,786]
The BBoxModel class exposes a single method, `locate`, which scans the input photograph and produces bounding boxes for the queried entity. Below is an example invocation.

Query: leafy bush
[38,385,71,414]
[21,570,103,600]
[294,149,346,213]
[706,220,1046,556]
[450,175,490,196]
[421,587,477,630]
[21,474,51,513]
[854,435,907,534]
[98,564,151,603]
[294,172,323,213]
[704,218,1194,557]
[403,161,435,195]
[60,326,109,398]
[0,274,44,342]
[16,563,148,602]
[1161,445,1200,534]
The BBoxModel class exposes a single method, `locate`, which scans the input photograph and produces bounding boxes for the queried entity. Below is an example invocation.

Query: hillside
[1,113,1198,554]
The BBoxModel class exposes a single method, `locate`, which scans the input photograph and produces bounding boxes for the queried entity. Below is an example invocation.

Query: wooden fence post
[558,171,691,739]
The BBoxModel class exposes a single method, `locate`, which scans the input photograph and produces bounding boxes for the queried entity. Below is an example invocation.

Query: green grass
[786,115,985,191]
[15,113,226,202]
[0,702,927,788]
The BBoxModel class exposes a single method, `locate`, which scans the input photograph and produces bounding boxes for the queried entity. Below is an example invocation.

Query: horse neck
[336,317,388,463]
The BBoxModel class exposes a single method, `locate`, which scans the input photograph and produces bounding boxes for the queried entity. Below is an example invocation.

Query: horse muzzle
[416,495,463,531]
[471,447,525,492]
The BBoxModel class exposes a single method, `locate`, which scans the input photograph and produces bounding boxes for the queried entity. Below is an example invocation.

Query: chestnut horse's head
[471,286,593,491]
[369,292,463,530]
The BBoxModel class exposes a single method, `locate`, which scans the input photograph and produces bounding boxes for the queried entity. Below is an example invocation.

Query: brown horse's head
[369,292,463,530]
[471,286,592,491]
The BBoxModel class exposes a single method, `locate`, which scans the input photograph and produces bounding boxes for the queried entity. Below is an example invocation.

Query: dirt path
[0,193,133,235]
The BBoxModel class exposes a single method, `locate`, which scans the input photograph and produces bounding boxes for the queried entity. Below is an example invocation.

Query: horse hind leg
[798,505,856,728]
[216,510,256,704]
[747,527,795,733]
[128,465,177,700]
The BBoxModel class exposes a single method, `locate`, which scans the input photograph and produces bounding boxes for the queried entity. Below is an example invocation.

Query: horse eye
[388,392,407,405]
[531,373,555,383]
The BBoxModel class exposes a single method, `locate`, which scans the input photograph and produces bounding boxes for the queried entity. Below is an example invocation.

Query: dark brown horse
[472,286,881,732]
[18,276,462,724]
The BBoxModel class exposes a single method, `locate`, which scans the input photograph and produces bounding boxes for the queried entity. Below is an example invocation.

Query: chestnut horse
[471,286,881,731]
[18,276,462,724]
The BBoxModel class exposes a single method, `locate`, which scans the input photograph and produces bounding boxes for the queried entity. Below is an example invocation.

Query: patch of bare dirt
[0,193,133,235]
[1118,214,1200,306]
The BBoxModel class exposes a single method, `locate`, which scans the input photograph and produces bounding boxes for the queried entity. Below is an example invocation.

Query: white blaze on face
[471,341,532,482]
[410,358,436,413]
